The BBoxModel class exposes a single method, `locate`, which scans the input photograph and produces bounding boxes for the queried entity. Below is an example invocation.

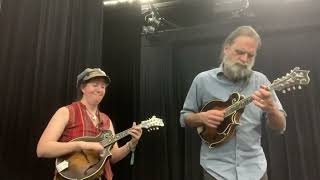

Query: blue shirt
[180,67,285,180]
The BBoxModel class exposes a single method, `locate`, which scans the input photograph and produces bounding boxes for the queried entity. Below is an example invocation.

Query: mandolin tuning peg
[156,127,159,130]
[287,88,291,91]
[282,90,286,94]
[292,86,296,90]
[298,85,302,89]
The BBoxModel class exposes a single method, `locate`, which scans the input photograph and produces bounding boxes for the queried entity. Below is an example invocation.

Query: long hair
[220,26,261,61]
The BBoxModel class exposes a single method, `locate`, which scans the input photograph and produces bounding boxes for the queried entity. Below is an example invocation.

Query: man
[179,26,286,180]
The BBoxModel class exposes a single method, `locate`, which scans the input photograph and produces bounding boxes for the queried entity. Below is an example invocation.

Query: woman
[37,68,142,180]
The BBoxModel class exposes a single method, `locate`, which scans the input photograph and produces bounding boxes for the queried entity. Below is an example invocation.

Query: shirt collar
[216,64,225,79]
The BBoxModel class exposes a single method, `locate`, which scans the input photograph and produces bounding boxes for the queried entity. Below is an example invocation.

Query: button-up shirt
[180,67,285,180]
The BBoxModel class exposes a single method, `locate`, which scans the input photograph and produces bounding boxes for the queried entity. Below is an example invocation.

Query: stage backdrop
[138,3,320,180]
[1,0,320,180]
[0,0,105,179]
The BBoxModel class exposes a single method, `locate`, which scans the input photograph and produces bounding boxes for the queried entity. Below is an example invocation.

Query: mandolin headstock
[140,116,164,132]
[270,67,310,93]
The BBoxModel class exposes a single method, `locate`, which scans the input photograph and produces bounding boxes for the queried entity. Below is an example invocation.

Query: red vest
[59,101,113,180]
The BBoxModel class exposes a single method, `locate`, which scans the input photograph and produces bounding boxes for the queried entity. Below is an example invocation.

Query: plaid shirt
[59,101,113,180]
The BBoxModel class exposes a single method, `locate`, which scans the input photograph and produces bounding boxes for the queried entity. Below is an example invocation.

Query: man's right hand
[199,109,225,128]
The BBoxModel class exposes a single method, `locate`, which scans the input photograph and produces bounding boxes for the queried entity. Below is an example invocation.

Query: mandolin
[55,116,164,180]
[197,67,310,148]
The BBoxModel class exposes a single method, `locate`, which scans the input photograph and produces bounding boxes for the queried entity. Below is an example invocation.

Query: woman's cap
[76,68,111,87]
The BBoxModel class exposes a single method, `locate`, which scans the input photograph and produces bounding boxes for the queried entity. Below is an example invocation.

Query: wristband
[127,141,136,152]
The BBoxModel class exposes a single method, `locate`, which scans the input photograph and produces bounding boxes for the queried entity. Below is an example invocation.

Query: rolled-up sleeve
[180,77,200,127]
[263,77,287,133]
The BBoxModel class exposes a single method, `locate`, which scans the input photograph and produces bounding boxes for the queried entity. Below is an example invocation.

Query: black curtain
[0,0,104,179]
[2,0,320,180]
[139,4,320,180]
[101,3,142,180]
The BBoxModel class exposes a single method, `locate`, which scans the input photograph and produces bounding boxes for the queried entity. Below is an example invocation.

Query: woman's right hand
[78,141,104,153]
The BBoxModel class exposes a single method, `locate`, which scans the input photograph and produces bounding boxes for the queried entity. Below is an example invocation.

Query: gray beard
[222,56,254,82]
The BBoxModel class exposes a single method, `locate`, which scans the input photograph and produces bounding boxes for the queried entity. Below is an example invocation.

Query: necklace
[86,109,98,121]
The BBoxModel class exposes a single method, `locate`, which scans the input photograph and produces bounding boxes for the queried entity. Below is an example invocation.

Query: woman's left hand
[128,122,142,147]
